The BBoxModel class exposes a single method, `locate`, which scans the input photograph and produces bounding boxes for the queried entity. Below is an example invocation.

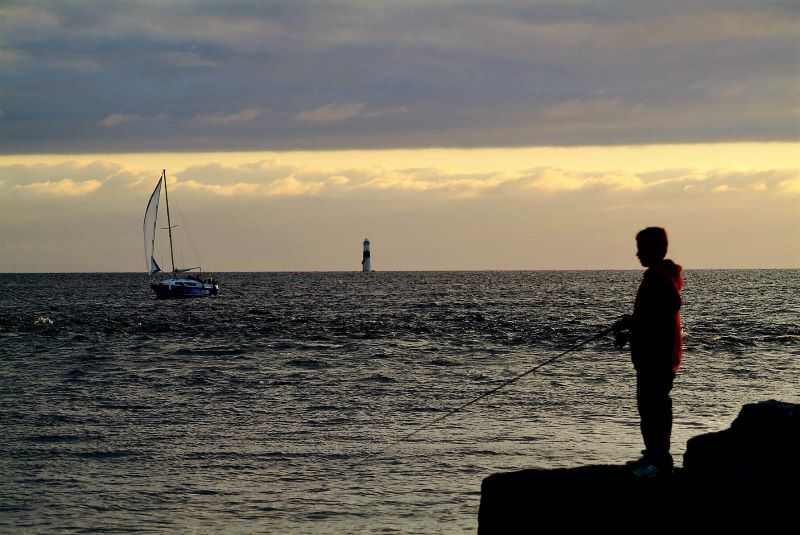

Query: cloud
[2,2,798,151]
[779,176,800,193]
[175,171,346,197]
[296,103,367,124]
[189,108,267,126]
[327,175,350,186]
[0,47,26,65]
[98,113,143,127]
[178,179,261,196]
[295,103,408,124]
[14,178,103,196]
[2,154,798,271]
[2,157,798,206]
[98,112,170,127]
[542,98,629,119]
[53,58,100,73]
[0,161,154,198]
[162,51,219,68]
[265,175,323,196]
[352,167,512,199]
[154,161,800,201]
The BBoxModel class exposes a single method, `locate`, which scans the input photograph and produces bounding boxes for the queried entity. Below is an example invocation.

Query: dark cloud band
[1,1,797,153]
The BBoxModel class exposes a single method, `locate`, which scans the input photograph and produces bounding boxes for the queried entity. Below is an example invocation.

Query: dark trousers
[636,369,675,467]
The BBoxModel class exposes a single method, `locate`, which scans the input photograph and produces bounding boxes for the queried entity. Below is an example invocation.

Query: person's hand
[613,330,630,349]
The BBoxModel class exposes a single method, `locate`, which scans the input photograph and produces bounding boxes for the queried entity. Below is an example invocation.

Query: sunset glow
[1,1,798,271]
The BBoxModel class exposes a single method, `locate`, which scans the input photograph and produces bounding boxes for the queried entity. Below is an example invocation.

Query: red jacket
[630,260,683,373]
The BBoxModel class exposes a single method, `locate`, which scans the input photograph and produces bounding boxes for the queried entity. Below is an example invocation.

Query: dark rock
[479,465,680,533]
[478,400,799,533]
[684,399,800,476]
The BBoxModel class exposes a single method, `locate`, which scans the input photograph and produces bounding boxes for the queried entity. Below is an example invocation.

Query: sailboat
[143,170,219,298]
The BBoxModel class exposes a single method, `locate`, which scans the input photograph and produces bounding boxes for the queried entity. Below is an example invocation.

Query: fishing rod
[371,325,615,456]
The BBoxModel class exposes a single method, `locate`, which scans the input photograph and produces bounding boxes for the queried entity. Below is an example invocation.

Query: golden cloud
[525,169,645,193]
[265,175,324,196]
[3,152,798,203]
[778,176,800,193]
[150,164,800,200]
[177,179,261,196]
[14,178,103,196]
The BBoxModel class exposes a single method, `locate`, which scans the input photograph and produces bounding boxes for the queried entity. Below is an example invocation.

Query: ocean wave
[75,450,137,459]
[286,358,330,369]
[714,335,757,345]
[428,359,459,367]
[362,374,397,384]
[171,346,245,356]
[27,434,85,443]
[762,334,800,344]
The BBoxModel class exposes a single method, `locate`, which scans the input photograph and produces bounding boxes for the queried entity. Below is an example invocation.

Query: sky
[0,1,798,271]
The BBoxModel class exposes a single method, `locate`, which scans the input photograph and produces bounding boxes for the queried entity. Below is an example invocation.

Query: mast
[162,169,176,272]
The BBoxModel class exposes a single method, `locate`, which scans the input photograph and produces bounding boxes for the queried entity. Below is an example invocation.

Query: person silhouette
[613,227,683,477]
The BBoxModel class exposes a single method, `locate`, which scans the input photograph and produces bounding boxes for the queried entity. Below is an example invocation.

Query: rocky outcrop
[683,399,799,475]
[478,400,799,533]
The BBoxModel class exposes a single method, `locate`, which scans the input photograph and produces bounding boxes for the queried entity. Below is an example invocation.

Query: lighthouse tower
[361,238,372,272]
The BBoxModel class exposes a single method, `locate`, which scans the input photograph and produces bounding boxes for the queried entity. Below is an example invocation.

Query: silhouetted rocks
[478,400,799,533]
[684,399,799,475]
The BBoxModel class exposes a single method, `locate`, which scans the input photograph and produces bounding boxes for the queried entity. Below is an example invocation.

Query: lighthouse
[361,238,372,272]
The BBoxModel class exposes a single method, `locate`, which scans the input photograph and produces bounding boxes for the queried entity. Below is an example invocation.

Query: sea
[1,271,798,533]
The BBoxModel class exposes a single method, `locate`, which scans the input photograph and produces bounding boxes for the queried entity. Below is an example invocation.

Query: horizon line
[2,267,798,275]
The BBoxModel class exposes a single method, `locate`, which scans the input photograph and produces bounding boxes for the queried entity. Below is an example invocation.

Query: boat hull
[150,278,219,299]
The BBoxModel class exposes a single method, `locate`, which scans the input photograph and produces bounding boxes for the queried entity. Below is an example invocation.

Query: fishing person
[613,227,683,478]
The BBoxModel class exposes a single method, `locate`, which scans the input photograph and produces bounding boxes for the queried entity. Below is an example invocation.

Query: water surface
[1,271,798,532]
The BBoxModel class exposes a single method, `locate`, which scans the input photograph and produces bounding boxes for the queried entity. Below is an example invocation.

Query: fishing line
[369,326,614,457]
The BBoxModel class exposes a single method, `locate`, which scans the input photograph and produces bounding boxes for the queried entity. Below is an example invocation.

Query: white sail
[143,176,163,275]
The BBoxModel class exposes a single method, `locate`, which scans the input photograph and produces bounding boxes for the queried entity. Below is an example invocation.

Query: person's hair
[636,227,668,259]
